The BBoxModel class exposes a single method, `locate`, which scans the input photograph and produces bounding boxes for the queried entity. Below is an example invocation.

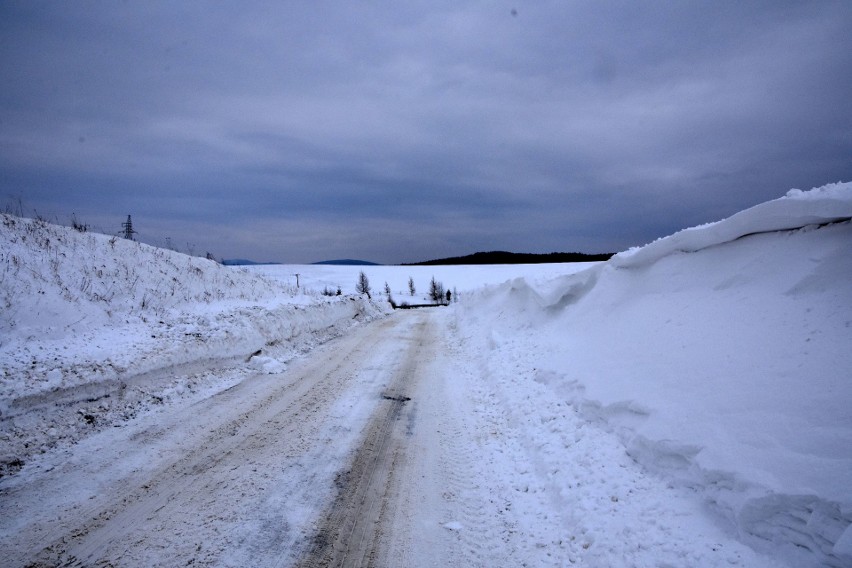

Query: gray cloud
[2,1,851,263]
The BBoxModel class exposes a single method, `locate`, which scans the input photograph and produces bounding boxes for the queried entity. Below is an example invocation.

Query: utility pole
[122,215,136,240]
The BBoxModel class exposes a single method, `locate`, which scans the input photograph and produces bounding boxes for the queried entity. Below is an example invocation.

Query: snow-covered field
[1,182,850,567]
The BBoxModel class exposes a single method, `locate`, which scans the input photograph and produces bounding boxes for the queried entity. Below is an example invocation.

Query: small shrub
[71,214,88,233]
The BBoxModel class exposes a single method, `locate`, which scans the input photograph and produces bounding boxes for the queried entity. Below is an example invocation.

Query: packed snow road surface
[1,307,785,568]
[0,311,439,567]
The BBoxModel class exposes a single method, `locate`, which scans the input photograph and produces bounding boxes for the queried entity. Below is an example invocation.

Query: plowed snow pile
[456,181,852,567]
[0,217,389,476]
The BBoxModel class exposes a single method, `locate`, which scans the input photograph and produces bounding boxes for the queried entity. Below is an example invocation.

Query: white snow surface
[613,180,852,267]
[0,216,391,473]
[1,181,850,567]
[455,181,852,566]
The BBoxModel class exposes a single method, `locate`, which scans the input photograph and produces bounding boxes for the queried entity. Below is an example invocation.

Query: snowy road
[0,310,446,567]
[3,307,540,568]
[1,301,791,568]
[1,306,784,568]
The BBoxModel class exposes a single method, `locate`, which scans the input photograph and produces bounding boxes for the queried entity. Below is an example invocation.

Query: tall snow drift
[463,181,852,567]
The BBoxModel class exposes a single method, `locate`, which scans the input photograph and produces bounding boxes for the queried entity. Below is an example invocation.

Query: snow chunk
[250,356,288,374]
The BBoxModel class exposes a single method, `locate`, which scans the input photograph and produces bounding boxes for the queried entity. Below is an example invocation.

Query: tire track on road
[3,315,411,568]
[297,315,433,568]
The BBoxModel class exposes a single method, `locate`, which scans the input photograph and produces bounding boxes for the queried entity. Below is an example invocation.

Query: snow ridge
[0,214,299,336]
[612,180,852,268]
[0,214,390,477]
[460,182,852,567]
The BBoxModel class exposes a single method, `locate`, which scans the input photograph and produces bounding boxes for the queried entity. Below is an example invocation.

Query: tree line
[356,271,454,308]
[404,250,613,265]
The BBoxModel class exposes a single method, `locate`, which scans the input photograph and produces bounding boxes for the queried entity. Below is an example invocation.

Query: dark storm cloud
[2,1,851,263]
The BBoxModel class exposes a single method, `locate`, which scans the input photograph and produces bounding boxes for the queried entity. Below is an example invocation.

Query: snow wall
[0,215,391,475]
[462,181,852,567]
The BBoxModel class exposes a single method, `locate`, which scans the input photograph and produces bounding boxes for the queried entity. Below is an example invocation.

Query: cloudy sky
[1,1,850,263]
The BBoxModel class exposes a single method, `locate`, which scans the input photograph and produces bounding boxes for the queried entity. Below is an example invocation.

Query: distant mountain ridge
[224,253,610,266]
[313,259,380,266]
[404,251,614,266]
[221,259,280,266]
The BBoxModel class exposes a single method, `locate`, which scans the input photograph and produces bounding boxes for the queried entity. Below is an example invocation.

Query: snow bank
[0,214,307,336]
[613,181,852,268]
[0,214,390,477]
[459,182,852,567]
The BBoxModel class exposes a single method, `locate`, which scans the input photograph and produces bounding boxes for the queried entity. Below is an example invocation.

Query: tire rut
[297,316,433,568]
[3,316,404,568]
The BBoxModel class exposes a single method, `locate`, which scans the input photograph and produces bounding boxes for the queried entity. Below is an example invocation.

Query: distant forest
[404,251,614,266]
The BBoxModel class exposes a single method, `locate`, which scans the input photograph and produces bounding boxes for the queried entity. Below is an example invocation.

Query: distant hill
[313,259,381,266]
[404,251,614,266]
[221,259,280,266]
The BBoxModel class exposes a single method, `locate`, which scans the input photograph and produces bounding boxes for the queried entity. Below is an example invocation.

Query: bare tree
[356,271,371,299]
[408,276,416,296]
[428,276,445,304]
